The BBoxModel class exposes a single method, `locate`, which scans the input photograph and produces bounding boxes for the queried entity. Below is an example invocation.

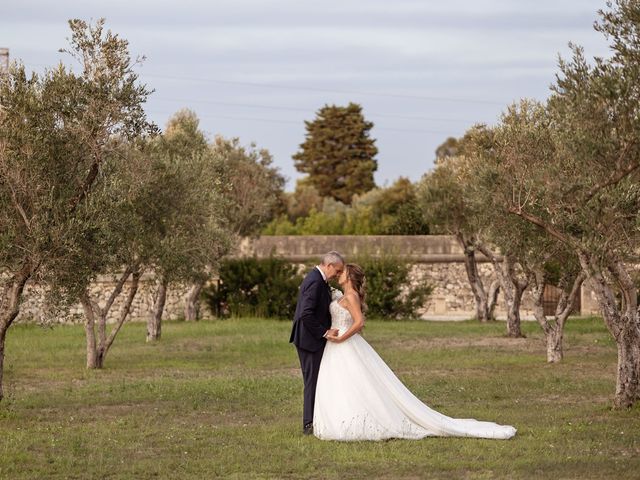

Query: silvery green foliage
[460,0,640,406]
[0,18,155,311]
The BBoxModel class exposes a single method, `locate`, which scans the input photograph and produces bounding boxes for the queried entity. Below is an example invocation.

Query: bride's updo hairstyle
[345,263,368,313]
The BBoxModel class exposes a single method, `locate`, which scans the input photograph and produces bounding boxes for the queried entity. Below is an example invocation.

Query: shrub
[262,178,430,235]
[353,255,432,319]
[203,255,431,320]
[203,256,303,319]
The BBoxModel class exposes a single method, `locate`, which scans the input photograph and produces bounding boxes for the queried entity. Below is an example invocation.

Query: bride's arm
[327,293,364,343]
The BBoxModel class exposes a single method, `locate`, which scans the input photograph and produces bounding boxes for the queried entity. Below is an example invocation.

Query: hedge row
[203,255,432,320]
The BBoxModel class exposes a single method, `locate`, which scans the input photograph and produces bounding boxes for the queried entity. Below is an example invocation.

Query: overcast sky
[3,0,611,190]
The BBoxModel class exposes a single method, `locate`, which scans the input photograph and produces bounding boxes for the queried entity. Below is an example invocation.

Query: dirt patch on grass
[384,335,534,351]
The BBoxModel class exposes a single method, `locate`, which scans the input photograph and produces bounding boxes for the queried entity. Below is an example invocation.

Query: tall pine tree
[293,103,378,204]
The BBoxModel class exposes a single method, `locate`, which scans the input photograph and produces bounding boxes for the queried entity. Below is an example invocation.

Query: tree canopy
[0,18,155,397]
[293,103,378,205]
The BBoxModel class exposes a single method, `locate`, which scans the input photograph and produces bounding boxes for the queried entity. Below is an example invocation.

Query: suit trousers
[296,344,325,427]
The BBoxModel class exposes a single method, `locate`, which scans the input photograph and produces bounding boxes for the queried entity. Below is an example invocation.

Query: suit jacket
[289,268,331,352]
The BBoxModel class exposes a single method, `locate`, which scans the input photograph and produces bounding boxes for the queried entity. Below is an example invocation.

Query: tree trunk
[0,263,33,401]
[147,275,168,342]
[456,234,497,322]
[604,261,640,408]
[82,266,141,369]
[81,293,98,369]
[0,326,7,402]
[530,269,552,353]
[488,280,500,319]
[530,268,585,363]
[615,324,640,408]
[579,253,640,408]
[94,349,105,369]
[506,282,526,338]
[98,269,141,368]
[476,246,527,338]
[546,328,564,363]
[184,280,204,321]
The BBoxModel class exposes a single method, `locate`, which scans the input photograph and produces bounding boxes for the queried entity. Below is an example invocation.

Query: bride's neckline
[334,298,349,312]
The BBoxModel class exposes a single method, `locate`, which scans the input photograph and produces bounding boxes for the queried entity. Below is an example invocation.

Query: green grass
[0,317,638,479]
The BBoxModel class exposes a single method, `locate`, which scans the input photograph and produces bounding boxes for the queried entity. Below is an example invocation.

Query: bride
[313,263,517,441]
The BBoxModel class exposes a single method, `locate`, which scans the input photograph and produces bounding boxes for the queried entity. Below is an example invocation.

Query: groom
[290,251,345,435]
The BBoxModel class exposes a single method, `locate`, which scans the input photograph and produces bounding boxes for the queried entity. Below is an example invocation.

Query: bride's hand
[327,335,343,343]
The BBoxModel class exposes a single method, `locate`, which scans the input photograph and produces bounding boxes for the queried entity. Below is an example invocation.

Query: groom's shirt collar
[315,266,327,283]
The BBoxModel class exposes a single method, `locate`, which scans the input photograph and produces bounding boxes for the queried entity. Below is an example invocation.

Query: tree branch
[530,269,551,334]
[68,152,101,213]
[558,271,586,320]
[102,266,134,317]
[577,251,621,340]
[104,268,142,354]
[8,185,31,230]
[0,261,33,330]
[583,150,640,204]
[507,207,578,249]
[608,260,638,318]
[475,242,499,264]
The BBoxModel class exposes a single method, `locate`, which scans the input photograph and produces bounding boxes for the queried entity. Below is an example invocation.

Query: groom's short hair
[321,251,344,266]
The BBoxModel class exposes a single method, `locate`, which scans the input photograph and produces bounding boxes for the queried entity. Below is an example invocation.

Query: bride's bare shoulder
[342,291,361,307]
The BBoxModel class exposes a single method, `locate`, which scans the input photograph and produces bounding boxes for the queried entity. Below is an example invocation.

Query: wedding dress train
[313,294,517,441]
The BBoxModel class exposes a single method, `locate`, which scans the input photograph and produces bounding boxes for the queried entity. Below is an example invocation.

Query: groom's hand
[324,328,339,338]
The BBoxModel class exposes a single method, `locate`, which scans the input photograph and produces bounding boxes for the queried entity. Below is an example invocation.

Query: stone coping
[235,235,499,263]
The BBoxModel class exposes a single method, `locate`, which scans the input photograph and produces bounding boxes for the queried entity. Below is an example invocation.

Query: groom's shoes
[303,423,313,435]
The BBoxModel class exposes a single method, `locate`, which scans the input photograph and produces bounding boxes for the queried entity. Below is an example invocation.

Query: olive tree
[416,154,500,323]
[461,124,533,338]
[464,105,585,353]
[528,256,585,363]
[79,112,231,364]
[145,110,231,341]
[498,0,640,406]
[0,19,153,398]
[182,136,285,321]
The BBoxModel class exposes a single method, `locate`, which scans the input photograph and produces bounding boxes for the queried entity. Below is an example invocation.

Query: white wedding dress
[313,292,517,441]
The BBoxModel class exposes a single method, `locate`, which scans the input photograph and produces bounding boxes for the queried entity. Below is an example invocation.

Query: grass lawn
[0,316,638,479]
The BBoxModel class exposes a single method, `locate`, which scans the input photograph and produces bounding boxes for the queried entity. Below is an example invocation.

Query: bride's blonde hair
[345,263,367,313]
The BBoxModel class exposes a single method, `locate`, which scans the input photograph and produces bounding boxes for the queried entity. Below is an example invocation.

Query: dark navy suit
[290,268,331,427]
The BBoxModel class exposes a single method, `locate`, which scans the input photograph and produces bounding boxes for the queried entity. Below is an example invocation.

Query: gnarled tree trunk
[0,327,7,402]
[477,246,528,338]
[184,280,204,321]
[530,269,586,363]
[504,277,527,337]
[147,274,168,342]
[82,266,142,369]
[82,294,98,369]
[615,321,640,407]
[456,234,500,322]
[0,262,33,401]
[579,253,640,408]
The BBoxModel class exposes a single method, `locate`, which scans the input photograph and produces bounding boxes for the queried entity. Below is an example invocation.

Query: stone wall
[15,235,601,324]
[409,262,601,319]
[239,235,601,319]
[16,272,213,324]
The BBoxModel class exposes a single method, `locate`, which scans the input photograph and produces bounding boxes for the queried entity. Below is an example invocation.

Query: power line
[24,60,504,108]
[143,71,505,106]
[21,61,482,131]
[25,63,505,106]
[151,97,476,124]
[145,109,456,135]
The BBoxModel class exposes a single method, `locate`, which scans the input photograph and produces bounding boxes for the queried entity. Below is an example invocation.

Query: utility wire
[143,71,505,106]
[23,62,505,106]
[146,109,456,135]
[22,61,483,131]
[150,97,477,124]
